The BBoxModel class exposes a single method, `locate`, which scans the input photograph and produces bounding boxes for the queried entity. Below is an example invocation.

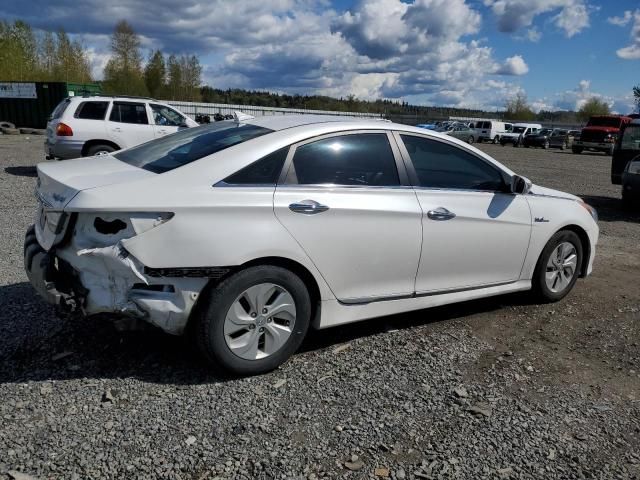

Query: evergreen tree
[144,50,166,98]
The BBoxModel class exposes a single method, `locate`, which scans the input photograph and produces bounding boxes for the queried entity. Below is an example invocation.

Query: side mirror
[511,175,532,194]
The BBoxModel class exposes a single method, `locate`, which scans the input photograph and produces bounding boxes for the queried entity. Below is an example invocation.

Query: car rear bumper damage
[24,224,208,335]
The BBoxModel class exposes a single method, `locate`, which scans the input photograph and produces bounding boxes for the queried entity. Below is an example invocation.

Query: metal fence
[168,101,383,119]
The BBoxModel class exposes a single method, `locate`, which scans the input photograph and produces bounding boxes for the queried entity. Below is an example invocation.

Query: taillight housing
[56,123,73,136]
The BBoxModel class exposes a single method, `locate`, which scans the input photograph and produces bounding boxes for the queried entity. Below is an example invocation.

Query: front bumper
[574,140,614,152]
[44,138,83,160]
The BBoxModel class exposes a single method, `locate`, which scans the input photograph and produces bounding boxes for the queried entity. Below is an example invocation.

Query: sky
[1,0,639,113]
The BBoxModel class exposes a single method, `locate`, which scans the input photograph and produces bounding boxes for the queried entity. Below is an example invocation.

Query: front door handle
[289,200,329,215]
[427,207,456,221]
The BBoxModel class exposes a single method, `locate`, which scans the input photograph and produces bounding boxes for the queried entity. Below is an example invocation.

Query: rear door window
[75,101,109,120]
[286,133,400,186]
[109,102,149,124]
[223,147,288,185]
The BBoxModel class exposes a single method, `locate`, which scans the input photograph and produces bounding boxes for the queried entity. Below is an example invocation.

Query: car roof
[69,95,160,102]
[245,114,387,131]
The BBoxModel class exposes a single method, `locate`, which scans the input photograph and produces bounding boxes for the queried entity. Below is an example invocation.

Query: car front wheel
[194,265,311,375]
[532,230,583,302]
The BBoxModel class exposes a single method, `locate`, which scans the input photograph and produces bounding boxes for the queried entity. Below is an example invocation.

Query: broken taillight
[56,123,73,136]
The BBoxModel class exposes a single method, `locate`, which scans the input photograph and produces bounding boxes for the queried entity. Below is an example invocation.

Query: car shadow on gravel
[580,194,640,223]
[4,166,38,177]
[0,281,537,385]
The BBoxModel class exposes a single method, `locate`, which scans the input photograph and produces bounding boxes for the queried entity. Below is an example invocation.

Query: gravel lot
[1,135,639,480]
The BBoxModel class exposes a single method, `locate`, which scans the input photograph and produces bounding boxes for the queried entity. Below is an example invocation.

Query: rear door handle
[289,200,329,215]
[427,207,456,221]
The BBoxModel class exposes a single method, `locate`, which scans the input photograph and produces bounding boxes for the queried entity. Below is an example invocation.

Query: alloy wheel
[223,283,296,360]
[545,242,578,293]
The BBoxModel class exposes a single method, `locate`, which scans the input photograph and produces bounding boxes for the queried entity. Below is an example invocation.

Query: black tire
[493,135,499,144]
[572,147,583,154]
[86,144,116,156]
[194,265,311,375]
[607,145,615,156]
[532,230,583,303]
[543,140,550,149]
[560,141,567,150]
[467,136,474,144]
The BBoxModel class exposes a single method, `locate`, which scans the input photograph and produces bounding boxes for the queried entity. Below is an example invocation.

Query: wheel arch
[81,139,121,156]
[555,224,591,278]
[190,256,323,331]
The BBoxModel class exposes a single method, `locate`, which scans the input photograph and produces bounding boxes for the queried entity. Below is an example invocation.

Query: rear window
[75,101,109,120]
[114,122,272,173]
[50,99,70,120]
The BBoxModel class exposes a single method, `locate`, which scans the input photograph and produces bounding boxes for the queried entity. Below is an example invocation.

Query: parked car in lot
[474,120,508,143]
[573,115,632,156]
[500,123,542,146]
[612,119,640,185]
[523,128,575,149]
[612,118,640,189]
[44,95,198,160]
[445,124,476,144]
[622,159,640,206]
[25,115,599,374]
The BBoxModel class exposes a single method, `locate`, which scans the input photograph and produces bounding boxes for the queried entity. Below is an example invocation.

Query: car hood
[36,155,155,209]
[529,184,579,201]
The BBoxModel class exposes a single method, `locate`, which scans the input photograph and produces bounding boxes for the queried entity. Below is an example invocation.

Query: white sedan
[25,114,599,374]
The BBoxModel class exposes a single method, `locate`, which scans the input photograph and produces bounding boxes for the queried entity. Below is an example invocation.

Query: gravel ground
[0,135,639,480]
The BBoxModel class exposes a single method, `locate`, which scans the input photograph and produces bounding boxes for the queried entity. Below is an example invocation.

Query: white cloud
[495,55,529,75]
[531,80,635,114]
[615,9,640,60]
[607,11,633,27]
[483,0,591,38]
[526,27,542,42]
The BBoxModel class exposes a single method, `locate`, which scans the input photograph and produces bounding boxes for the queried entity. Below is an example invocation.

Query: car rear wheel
[467,135,474,144]
[543,140,550,149]
[572,146,583,154]
[194,265,311,375]
[493,135,499,144]
[532,230,583,302]
[86,144,116,156]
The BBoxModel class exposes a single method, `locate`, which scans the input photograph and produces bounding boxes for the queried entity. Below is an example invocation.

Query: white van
[499,123,543,146]
[474,120,508,143]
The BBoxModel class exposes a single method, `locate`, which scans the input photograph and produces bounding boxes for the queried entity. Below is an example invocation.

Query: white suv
[44,95,198,160]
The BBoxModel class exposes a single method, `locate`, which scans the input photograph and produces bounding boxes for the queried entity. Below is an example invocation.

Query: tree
[51,30,91,83]
[0,20,38,80]
[144,50,165,97]
[633,85,640,112]
[504,92,535,121]
[103,20,148,96]
[577,97,610,122]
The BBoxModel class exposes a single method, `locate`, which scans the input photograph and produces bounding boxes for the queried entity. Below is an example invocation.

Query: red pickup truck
[572,115,632,155]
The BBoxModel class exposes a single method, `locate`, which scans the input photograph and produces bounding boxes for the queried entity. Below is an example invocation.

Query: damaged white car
[25,114,599,374]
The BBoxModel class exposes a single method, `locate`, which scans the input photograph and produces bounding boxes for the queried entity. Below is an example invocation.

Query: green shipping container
[0,81,102,129]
